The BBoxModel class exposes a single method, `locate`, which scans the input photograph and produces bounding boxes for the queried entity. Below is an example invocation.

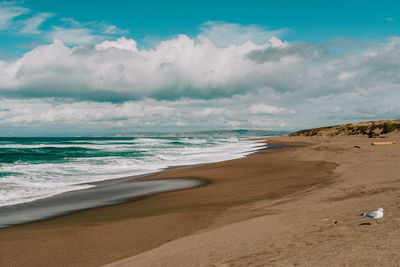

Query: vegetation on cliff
[290,119,400,137]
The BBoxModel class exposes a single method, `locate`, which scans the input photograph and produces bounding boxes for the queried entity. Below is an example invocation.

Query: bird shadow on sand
[359,222,372,226]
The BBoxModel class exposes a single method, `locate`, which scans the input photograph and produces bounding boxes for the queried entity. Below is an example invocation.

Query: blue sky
[18,0,400,39]
[2,0,399,55]
[0,0,400,135]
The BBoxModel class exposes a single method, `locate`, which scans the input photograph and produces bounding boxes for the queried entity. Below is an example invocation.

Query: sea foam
[0,136,265,207]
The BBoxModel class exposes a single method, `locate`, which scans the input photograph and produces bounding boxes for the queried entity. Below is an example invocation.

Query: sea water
[0,136,265,207]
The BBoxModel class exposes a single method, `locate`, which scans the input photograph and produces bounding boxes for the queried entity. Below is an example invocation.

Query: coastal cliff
[290,119,400,137]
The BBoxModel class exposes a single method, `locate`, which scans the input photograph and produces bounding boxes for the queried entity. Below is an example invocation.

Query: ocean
[0,136,266,207]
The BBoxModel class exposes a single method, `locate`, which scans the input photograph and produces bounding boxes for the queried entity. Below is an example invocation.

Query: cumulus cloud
[1,17,400,133]
[0,33,286,101]
[95,37,138,52]
[246,42,326,63]
[3,31,400,106]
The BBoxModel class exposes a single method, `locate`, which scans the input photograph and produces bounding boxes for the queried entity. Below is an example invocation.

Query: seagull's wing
[364,211,379,218]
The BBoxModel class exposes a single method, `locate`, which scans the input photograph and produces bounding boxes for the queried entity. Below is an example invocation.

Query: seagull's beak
[382,208,384,211]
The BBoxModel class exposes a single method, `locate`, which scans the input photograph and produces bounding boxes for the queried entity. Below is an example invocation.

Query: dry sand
[1,133,400,266]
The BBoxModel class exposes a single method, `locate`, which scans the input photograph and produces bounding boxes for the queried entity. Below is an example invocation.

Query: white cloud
[248,104,285,114]
[0,2,127,46]
[97,23,128,35]
[21,12,55,34]
[96,37,138,52]
[0,99,174,125]
[0,33,285,101]
[226,121,242,127]
[175,120,188,126]
[194,107,232,117]
[103,24,118,34]
[248,117,284,128]
[198,21,287,47]
[46,27,103,45]
[0,2,28,30]
[2,19,400,133]
[44,18,129,46]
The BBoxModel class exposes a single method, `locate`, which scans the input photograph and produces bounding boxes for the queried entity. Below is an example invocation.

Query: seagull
[361,208,384,224]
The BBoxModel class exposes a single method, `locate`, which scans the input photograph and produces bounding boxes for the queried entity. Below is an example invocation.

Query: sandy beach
[1,133,400,266]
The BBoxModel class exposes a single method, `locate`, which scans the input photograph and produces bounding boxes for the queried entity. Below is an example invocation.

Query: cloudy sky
[0,0,399,136]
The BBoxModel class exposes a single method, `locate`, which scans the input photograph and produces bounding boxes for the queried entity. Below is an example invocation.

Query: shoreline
[2,134,398,266]
[0,137,333,266]
[0,139,271,228]
[0,178,206,228]
[0,136,266,212]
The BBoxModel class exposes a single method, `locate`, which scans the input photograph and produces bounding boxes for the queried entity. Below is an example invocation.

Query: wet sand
[1,134,400,266]
[0,178,203,228]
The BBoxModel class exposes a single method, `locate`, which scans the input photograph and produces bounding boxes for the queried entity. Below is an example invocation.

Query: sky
[0,0,400,136]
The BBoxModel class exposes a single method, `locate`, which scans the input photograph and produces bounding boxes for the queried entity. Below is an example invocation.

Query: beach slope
[1,133,400,266]
[108,133,400,266]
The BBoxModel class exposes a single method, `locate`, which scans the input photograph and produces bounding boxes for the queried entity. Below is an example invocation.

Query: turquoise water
[0,136,265,206]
